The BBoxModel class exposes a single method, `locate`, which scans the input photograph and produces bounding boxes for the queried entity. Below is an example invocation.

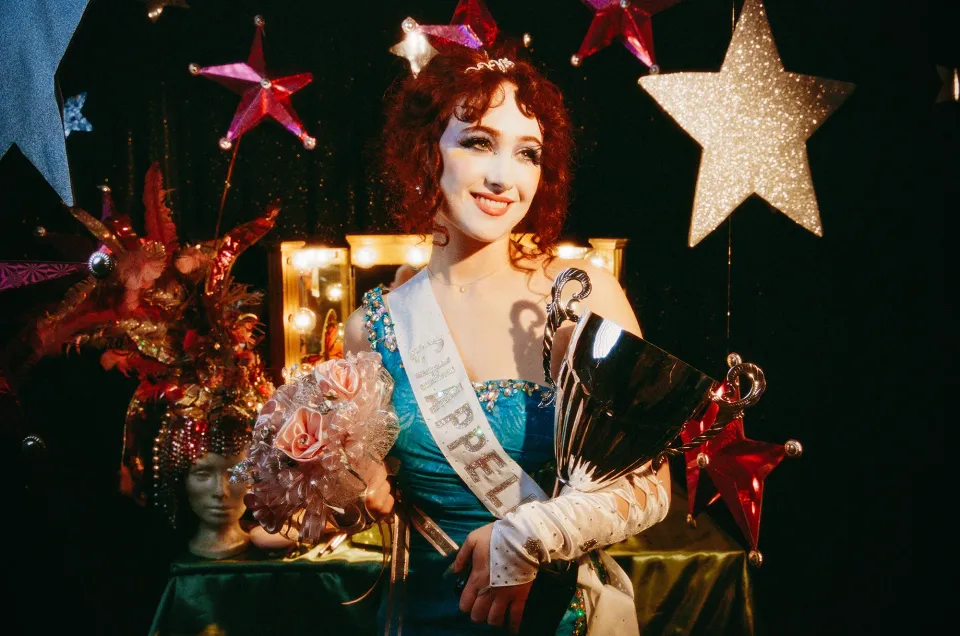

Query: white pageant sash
[386,270,548,518]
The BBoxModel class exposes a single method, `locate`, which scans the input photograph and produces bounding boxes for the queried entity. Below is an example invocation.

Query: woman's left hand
[454,523,533,634]
[362,461,395,519]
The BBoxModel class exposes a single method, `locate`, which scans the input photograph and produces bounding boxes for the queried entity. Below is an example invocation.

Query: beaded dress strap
[360,287,398,354]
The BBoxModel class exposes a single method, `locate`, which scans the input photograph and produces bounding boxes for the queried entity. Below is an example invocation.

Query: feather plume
[143,163,179,255]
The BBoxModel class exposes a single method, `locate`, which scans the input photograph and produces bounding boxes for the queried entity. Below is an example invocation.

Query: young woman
[346,46,670,635]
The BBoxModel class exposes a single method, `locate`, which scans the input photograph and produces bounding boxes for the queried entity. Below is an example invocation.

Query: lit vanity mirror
[270,236,626,373]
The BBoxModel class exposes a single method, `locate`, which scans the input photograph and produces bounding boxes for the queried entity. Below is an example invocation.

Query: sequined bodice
[361,287,555,547]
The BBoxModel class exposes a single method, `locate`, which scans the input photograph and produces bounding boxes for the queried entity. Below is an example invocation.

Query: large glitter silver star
[639,0,854,246]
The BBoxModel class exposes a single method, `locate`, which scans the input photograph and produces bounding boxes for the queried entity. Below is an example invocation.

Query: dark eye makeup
[458,135,493,150]
[458,134,542,166]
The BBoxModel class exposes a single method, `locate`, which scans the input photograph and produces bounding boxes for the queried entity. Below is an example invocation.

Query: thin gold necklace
[426,265,505,293]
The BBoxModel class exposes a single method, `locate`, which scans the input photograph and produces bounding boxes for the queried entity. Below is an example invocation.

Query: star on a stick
[639,0,854,246]
[190,17,314,150]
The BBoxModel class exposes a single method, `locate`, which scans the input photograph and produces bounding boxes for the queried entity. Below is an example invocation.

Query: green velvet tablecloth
[150,490,753,636]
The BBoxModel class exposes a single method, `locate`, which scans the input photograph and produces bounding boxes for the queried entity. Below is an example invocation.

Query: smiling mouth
[471,193,514,217]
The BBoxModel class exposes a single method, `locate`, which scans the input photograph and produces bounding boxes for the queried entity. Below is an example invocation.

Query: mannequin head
[152,403,253,559]
[186,451,247,527]
[183,451,249,559]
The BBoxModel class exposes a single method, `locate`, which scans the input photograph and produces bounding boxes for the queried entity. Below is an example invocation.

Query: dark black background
[0,0,952,633]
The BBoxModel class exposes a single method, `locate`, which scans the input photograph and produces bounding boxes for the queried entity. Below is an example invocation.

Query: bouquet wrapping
[232,352,399,545]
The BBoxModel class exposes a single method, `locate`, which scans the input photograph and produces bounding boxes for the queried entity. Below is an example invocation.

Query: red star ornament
[681,383,801,565]
[572,0,682,70]
[189,17,314,150]
[447,0,498,47]
[420,0,498,51]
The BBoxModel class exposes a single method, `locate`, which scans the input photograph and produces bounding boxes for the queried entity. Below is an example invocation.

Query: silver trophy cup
[542,268,766,494]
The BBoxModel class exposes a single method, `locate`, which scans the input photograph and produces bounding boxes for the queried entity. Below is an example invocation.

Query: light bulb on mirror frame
[290,250,311,271]
[556,243,587,260]
[290,308,317,334]
[290,248,334,272]
[326,283,344,302]
[353,247,377,268]
[406,246,428,266]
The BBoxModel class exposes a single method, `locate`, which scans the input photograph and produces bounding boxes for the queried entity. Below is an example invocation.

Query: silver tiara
[464,58,515,74]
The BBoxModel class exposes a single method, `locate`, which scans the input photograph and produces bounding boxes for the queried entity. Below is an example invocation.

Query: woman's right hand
[364,461,396,519]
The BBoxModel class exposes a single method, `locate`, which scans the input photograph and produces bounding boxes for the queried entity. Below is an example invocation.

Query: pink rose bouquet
[231,352,399,545]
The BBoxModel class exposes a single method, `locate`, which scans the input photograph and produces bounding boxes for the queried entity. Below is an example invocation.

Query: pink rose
[274,407,327,462]
[314,359,361,399]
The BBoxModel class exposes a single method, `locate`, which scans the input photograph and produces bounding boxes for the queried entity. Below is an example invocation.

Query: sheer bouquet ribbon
[231,353,400,545]
[385,492,459,636]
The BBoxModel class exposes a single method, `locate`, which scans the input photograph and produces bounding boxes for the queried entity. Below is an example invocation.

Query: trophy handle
[541,268,592,405]
[655,361,766,466]
[715,362,766,413]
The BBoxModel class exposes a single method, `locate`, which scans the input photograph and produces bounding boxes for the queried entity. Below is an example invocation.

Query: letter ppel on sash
[437,403,473,429]
[424,382,463,413]
[465,451,506,482]
[447,426,486,453]
[487,475,521,508]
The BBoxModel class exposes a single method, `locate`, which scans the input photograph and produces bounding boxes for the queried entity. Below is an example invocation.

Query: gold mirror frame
[270,235,627,372]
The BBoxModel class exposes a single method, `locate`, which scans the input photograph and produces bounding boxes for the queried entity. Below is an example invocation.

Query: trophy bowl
[543,268,765,493]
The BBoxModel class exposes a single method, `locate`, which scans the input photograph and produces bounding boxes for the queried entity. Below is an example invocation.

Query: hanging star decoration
[142,0,190,23]
[63,92,92,137]
[639,0,855,247]
[936,66,959,103]
[571,0,682,70]
[189,16,315,150]
[390,0,498,76]
[681,356,802,566]
[0,0,90,205]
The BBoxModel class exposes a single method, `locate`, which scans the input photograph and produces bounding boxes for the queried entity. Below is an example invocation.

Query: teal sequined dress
[362,288,588,635]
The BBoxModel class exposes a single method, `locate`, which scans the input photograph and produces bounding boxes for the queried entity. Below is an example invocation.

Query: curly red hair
[381,45,573,258]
